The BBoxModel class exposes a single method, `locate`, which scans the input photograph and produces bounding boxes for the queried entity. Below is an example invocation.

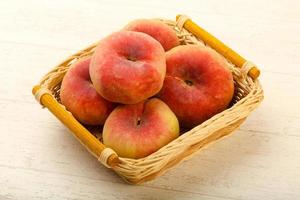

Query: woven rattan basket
[32,15,263,184]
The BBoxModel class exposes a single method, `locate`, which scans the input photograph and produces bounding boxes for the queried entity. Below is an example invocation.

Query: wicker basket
[32,15,263,184]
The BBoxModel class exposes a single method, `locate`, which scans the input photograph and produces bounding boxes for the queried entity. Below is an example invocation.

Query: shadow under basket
[32,15,264,184]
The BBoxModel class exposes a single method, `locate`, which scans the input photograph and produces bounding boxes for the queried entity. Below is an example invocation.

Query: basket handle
[32,85,119,168]
[176,15,260,80]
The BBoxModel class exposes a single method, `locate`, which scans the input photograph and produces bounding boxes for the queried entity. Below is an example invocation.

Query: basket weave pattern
[35,18,263,184]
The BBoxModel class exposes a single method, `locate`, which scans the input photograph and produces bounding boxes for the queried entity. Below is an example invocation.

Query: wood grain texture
[0,0,300,199]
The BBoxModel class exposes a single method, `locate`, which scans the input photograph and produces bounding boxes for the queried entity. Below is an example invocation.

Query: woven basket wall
[34,17,264,184]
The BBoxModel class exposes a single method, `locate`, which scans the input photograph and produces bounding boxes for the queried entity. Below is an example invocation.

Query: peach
[124,19,180,51]
[60,57,115,125]
[158,45,234,128]
[103,98,179,159]
[90,31,166,104]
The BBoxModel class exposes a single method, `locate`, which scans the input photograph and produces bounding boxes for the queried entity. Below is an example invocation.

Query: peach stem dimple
[184,79,193,86]
[126,55,137,62]
[136,118,142,126]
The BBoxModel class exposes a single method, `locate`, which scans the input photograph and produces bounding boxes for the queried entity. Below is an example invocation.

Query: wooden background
[0,0,299,199]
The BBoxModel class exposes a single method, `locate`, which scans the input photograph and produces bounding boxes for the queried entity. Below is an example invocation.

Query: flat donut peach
[60,57,115,125]
[90,31,166,104]
[124,19,180,51]
[103,98,179,159]
[158,45,234,128]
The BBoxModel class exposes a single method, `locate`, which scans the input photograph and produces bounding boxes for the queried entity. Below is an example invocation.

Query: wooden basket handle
[32,85,119,168]
[176,15,260,79]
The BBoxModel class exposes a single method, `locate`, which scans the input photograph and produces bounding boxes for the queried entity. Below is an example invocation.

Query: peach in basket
[32,15,263,184]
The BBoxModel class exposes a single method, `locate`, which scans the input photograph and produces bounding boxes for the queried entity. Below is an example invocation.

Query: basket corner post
[176,14,182,20]
[32,85,41,95]
[249,66,261,79]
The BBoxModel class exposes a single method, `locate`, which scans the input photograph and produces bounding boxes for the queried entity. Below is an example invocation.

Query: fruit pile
[60,19,234,159]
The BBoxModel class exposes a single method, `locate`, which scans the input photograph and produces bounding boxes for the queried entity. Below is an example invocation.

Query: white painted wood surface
[0,0,300,199]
